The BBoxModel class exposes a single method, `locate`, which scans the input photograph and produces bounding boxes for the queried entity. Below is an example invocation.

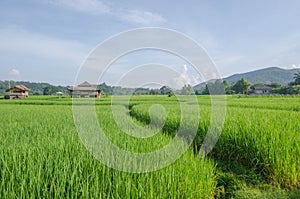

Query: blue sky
[1,0,300,87]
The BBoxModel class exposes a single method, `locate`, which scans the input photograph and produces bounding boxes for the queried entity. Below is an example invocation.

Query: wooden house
[5,85,30,99]
[252,86,272,95]
[68,81,101,98]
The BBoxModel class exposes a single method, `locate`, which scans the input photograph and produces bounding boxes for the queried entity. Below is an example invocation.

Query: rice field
[0,95,299,198]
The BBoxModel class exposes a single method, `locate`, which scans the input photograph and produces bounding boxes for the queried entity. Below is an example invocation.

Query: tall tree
[201,80,227,95]
[160,86,172,95]
[97,82,113,95]
[223,80,232,94]
[232,78,251,94]
[293,71,300,85]
[181,84,194,95]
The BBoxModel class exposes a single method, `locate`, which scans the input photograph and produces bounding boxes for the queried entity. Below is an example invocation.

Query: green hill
[194,67,300,89]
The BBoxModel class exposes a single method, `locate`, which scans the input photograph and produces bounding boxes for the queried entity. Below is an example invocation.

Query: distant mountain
[194,67,300,90]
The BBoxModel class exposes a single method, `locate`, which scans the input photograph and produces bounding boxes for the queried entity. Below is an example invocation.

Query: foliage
[267,82,281,88]
[159,86,172,95]
[272,85,300,95]
[0,81,179,96]
[2,74,300,97]
[0,80,68,95]
[97,82,113,95]
[223,80,233,94]
[232,78,251,94]
[220,67,299,86]
[250,83,264,90]
[168,90,174,97]
[294,72,300,85]
[43,85,60,95]
[289,72,300,86]
[197,79,227,95]
[97,83,170,95]
[193,67,300,90]
[181,84,194,95]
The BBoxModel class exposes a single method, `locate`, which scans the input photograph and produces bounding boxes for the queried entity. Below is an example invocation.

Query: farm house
[252,86,272,95]
[5,85,30,99]
[68,81,101,98]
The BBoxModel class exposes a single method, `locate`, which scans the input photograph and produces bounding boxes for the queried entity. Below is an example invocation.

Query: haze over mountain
[194,67,300,90]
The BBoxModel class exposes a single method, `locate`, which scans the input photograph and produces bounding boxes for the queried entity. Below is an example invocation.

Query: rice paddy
[0,95,299,198]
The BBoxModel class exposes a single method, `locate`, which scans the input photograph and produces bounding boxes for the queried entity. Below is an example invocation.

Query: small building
[68,81,101,98]
[253,86,272,95]
[56,91,64,98]
[5,85,30,99]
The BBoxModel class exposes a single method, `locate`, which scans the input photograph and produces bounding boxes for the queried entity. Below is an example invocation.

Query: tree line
[196,71,300,95]
[1,72,299,96]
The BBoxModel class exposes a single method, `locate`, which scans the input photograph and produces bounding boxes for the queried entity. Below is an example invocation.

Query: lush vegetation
[0,95,299,198]
[2,68,299,96]
[0,80,178,96]
[194,67,300,90]
[0,80,68,95]
[197,72,300,95]
[0,96,216,198]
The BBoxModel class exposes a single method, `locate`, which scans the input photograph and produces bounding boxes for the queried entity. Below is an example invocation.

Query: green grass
[0,95,299,198]
[216,108,300,188]
[129,95,300,196]
[0,99,216,198]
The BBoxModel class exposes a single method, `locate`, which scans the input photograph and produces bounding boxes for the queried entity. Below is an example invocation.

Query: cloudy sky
[1,0,300,87]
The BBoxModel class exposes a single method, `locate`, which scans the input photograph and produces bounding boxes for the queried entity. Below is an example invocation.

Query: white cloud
[284,64,300,69]
[45,0,167,26]
[46,0,110,14]
[0,27,88,64]
[9,68,20,76]
[180,63,189,83]
[118,10,167,26]
[167,64,200,89]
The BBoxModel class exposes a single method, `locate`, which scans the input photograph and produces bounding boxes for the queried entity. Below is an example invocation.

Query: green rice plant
[1,95,299,197]
[0,103,216,198]
[216,108,300,188]
[130,95,300,188]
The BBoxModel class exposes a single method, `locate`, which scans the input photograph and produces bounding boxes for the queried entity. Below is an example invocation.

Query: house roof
[78,81,91,87]
[254,86,272,90]
[5,84,30,92]
[68,81,100,91]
